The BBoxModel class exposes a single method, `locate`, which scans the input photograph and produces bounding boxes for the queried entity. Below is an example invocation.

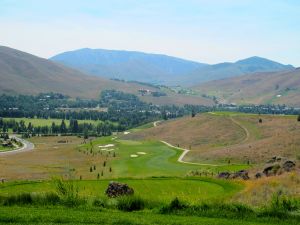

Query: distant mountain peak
[50,48,294,86]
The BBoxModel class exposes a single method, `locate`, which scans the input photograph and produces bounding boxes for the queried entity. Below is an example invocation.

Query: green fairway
[0,206,296,225]
[83,136,249,178]
[0,178,241,204]
[3,117,102,127]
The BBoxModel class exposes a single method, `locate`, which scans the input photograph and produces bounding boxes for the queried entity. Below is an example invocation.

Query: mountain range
[0,46,213,106]
[50,48,294,86]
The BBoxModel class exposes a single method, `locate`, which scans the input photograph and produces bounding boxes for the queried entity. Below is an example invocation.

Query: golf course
[0,112,299,225]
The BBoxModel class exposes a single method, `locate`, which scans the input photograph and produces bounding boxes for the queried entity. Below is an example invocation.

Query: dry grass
[128,113,300,166]
[233,171,300,206]
[127,114,246,152]
[0,136,108,181]
[196,115,300,164]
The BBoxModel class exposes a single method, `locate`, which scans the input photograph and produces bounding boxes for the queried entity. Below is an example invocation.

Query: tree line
[0,118,119,138]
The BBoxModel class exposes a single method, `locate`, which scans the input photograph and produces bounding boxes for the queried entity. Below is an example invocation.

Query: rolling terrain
[51,48,293,86]
[0,46,213,105]
[0,113,299,224]
[126,112,300,166]
[193,69,300,106]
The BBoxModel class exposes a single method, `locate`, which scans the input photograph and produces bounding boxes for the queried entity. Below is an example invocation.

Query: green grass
[85,136,249,178]
[3,117,103,127]
[1,206,294,225]
[0,145,15,152]
[128,122,155,133]
[0,178,242,204]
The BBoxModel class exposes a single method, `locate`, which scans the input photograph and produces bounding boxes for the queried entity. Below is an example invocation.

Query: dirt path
[153,121,161,127]
[0,135,35,156]
[158,114,251,166]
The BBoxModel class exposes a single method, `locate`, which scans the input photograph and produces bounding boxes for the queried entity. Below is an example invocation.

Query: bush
[116,196,145,211]
[261,192,300,217]
[160,197,187,213]
[93,198,107,208]
[53,178,85,207]
[3,193,33,206]
[1,192,60,206]
[160,200,254,219]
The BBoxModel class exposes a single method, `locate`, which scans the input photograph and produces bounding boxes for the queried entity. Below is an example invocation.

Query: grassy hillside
[126,112,300,166]
[0,46,213,106]
[192,69,300,106]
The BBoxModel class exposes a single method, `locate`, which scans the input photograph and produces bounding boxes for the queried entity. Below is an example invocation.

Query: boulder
[263,164,281,176]
[255,172,262,179]
[231,170,250,180]
[217,172,231,179]
[282,160,296,172]
[105,181,134,198]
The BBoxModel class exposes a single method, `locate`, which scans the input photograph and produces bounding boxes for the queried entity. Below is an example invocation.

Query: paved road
[0,135,35,156]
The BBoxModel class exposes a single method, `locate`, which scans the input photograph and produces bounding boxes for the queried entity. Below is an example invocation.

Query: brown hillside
[126,113,300,165]
[192,69,300,106]
[0,46,213,105]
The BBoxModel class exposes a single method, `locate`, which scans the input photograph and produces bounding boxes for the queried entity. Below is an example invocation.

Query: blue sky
[0,0,299,66]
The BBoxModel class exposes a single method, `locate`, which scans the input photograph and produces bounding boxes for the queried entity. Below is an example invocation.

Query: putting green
[0,178,241,203]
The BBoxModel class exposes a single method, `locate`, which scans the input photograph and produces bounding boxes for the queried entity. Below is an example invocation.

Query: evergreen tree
[60,119,67,133]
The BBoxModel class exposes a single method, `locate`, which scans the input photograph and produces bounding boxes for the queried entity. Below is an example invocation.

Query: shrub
[53,178,85,207]
[93,198,107,208]
[116,196,145,211]
[3,193,33,206]
[160,197,187,213]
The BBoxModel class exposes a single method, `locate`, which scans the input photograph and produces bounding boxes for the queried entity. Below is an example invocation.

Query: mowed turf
[81,136,248,178]
[0,178,241,204]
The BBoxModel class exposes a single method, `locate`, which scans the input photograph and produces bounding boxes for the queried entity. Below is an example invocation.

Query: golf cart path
[154,115,250,167]
[0,135,35,156]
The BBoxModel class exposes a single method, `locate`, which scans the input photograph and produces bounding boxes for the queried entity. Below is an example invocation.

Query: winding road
[154,114,251,166]
[0,135,35,156]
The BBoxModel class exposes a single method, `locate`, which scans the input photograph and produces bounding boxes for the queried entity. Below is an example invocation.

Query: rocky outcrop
[282,160,296,172]
[105,181,134,198]
[217,170,249,180]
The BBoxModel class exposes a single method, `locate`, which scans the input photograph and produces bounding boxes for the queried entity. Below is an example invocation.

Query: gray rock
[105,181,134,198]
[282,161,296,172]
[217,172,231,179]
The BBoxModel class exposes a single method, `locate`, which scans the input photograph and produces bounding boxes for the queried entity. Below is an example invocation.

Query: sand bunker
[98,144,115,148]
[137,152,147,155]
[130,154,138,158]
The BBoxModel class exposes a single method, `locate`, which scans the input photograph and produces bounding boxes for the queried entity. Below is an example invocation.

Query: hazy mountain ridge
[0,46,214,106]
[50,48,208,84]
[180,56,294,86]
[51,49,294,86]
